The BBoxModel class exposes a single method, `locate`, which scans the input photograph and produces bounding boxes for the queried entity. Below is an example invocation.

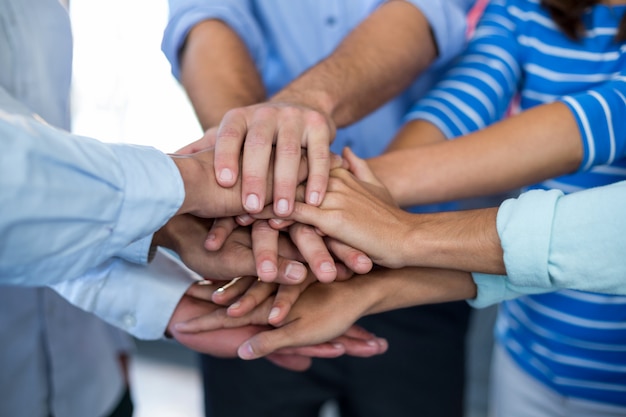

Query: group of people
[1,0,626,417]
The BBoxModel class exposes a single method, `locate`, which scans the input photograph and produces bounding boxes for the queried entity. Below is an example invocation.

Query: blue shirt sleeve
[51,250,198,339]
[0,106,184,286]
[560,74,626,172]
[405,0,521,136]
[162,0,265,80]
[469,181,626,307]
[407,0,475,68]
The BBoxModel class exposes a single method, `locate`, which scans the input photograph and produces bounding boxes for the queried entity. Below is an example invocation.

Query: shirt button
[123,314,136,328]
[325,16,336,26]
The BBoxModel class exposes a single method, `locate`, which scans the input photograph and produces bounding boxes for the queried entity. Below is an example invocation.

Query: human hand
[172,277,382,360]
[233,215,372,283]
[153,215,308,284]
[280,147,415,268]
[169,282,387,370]
[213,101,337,217]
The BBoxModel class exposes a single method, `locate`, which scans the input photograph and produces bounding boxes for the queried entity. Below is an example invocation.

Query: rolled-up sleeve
[469,181,626,307]
[162,0,265,80]
[406,0,475,68]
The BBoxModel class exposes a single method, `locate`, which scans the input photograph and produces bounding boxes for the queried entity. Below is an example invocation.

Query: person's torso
[0,1,132,415]
[496,1,626,406]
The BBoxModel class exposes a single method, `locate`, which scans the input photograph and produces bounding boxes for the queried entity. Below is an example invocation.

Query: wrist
[271,87,336,122]
[171,155,201,215]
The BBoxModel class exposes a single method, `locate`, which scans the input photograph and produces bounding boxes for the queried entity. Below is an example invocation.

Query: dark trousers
[202,301,470,417]
[107,388,134,417]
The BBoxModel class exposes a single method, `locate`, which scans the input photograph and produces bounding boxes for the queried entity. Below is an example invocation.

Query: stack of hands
[161,103,477,372]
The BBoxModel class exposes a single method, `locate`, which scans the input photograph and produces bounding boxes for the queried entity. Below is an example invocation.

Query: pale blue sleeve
[51,250,198,340]
[406,0,475,68]
[0,108,184,286]
[469,181,626,307]
[162,0,264,80]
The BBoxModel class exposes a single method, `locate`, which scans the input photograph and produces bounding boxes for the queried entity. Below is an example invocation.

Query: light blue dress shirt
[0,0,198,414]
[471,181,626,307]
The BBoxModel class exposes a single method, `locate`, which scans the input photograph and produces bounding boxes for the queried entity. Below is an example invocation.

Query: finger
[211,276,256,306]
[251,220,280,282]
[325,237,373,275]
[266,276,314,325]
[342,147,383,185]
[264,354,312,372]
[303,114,333,206]
[226,282,277,318]
[241,113,276,213]
[214,109,248,188]
[204,217,239,251]
[331,335,388,357]
[237,326,295,360]
[274,258,308,285]
[273,120,305,216]
[173,307,232,333]
[334,262,355,281]
[185,280,223,300]
[289,223,337,283]
[274,342,345,358]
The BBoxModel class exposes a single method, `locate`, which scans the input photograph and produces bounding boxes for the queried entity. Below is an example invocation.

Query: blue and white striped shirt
[407,0,626,406]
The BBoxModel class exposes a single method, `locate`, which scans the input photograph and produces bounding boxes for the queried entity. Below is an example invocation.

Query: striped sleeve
[559,74,626,172]
[405,0,521,138]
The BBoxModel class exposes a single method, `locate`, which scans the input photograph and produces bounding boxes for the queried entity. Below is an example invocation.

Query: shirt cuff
[469,272,551,308]
[162,3,265,80]
[51,249,199,340]
[497,189,562,289]
[106,143,184,255]
[406,0,472,68]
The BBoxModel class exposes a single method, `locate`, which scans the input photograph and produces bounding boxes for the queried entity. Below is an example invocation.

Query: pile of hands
[162,103,422,372]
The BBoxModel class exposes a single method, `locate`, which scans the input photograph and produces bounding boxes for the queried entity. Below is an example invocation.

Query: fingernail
[320,261,336,273]
[276,198,289,215]
[239,342,255,359]
[219,168,234,183]
[308,191,320,205]
[174,322,189,331]
[268,307,280,321]
[260,260,276,274]
[245,194,260,211]
[357,255,370,265]
[332,342,343,349]
[229,301,241,310]
[237,213,252,224]
[205,233,216,243]
[270,218,285,227]
[285,262,306,282]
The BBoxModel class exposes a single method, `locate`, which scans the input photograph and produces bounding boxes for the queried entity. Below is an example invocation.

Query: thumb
[238,326,294,360]
[342,147,382,186]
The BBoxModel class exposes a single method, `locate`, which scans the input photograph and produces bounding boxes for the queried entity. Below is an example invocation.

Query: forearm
[354,267,477,317]
[271,0,437,127]
[179,19,266,129]
[370,102,583,207]
[402,208,505,274]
